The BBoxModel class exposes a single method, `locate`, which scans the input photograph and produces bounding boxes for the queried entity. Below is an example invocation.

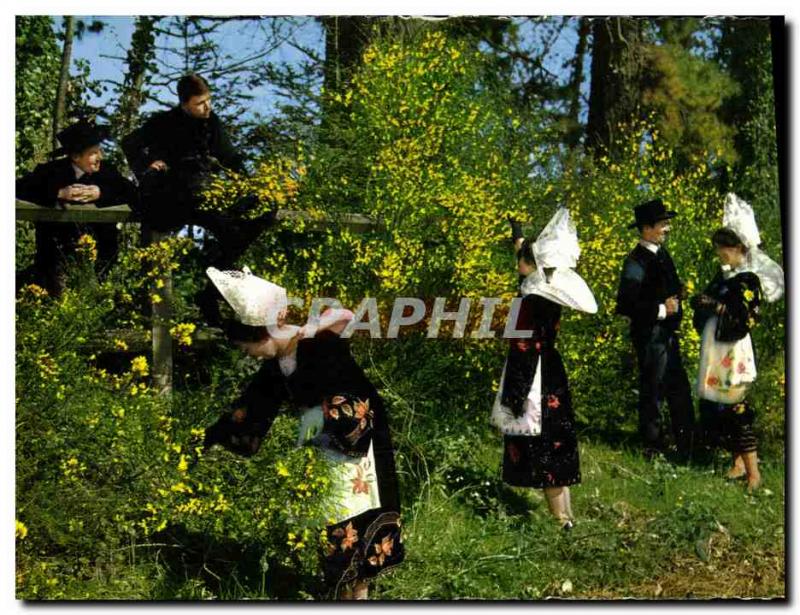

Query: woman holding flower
[491,209,597,529]
[691,194,784,491]
[202,267,403,599]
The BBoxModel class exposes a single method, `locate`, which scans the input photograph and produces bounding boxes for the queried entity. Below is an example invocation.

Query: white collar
[72,163,86,179]
[721,262,747,280]
[638,239,660,254]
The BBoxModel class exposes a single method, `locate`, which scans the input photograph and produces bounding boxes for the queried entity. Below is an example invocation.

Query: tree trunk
[586,17,645,157]
[565,17,590,149]
[321,16,374,93]
[115,17,158,140]
[52,16,75,150]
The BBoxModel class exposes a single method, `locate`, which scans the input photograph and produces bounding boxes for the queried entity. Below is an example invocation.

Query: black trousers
[632,325,694,452]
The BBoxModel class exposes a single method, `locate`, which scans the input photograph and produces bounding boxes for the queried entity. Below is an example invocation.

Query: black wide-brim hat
[627,198,678,229]
[53,120,111,156]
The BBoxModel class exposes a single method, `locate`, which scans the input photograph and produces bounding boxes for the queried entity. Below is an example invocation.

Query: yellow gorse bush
[200,154,306,219]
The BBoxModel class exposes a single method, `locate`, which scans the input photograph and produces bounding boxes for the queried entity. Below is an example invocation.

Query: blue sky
[60,16,586,123]
[61,16,325,120]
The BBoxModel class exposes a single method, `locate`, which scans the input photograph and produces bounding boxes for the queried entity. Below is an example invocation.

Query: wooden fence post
[144,227,173,397]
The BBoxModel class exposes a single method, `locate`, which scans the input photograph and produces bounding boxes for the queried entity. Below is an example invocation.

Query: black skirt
[501,347,581,489]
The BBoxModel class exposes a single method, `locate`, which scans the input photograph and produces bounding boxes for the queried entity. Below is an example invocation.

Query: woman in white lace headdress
[491,209,597,530]
[690,194,784,492]
[201,267,404,600]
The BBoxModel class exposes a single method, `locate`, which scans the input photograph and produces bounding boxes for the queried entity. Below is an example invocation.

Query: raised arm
[203,361,286,457]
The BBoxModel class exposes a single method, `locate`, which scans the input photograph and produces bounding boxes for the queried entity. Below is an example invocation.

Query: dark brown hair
[177,74,210,104]
[224,319,269,344]
[711,227,747,251]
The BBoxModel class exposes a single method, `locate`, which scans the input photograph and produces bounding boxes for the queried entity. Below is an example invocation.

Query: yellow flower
[177,455,189,473]
[16,520,28,540]
[170,322,196,348]
[113,338,129,351]
[130,356,149,377]
[276,461,290,477]
[76,234,97,262]
[743,289,754,302]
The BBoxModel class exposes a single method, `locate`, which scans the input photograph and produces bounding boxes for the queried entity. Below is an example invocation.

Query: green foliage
[15,251,334,600]
[15,16,60,174]
[374,439,783,598]
[246,30,546,304]
[641,41,739,169]
[14,19,785,601]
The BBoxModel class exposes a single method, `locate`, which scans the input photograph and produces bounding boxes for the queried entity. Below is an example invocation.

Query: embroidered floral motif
[507,442,521,464]
[367,535,394,567]
[547,394,560,409]
[553,441,562,450]
[737,362,746,374]
[515,340,531,352]
[535,341,542,351]
[351,464,371,495]
[706,375,720,387]
[331,522,359,551]
[355,399,370,423]
[721,355,733,368]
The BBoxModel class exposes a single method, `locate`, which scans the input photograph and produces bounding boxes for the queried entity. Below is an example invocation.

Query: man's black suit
[616,243,694,454]
[16,157,136,295]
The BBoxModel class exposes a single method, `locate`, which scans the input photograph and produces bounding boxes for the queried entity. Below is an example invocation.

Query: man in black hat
[616,198,694,460]
[121,73,274,324]
[16,120,137,296]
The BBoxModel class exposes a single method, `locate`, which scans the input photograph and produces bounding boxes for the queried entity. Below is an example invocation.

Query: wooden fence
[15,199,380,396]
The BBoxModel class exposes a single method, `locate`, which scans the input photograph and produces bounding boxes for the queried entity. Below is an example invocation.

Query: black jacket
[616,244,684,339]
[16,157,136,208]
[205,331,386,458]
[691,271,761,343]
[121,106,244,179]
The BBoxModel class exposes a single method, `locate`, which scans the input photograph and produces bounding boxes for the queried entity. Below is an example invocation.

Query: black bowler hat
[627,198,677,229]
[53,120,110,156]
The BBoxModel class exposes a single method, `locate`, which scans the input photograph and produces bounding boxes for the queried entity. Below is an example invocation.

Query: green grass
[17,429,784,601]
[369,436,785,600]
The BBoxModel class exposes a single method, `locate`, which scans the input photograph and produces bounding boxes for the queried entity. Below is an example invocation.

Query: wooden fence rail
[16,199,380,396]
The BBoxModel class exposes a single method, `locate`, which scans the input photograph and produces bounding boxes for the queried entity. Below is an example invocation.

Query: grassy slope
[371,436,785,600]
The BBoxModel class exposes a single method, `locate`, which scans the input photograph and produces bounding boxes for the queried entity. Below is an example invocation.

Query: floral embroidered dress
[204,329,404,597]
[691,269,761,452]
[491,292,581,488]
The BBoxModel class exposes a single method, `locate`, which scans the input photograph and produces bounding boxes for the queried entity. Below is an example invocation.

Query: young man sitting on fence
[16,120,137,296]
[121,73,276,324]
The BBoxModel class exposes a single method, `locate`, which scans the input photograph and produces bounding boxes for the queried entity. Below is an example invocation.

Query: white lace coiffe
[721,193,784,303]
[206,266,288,326]
[524,207,598,314]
